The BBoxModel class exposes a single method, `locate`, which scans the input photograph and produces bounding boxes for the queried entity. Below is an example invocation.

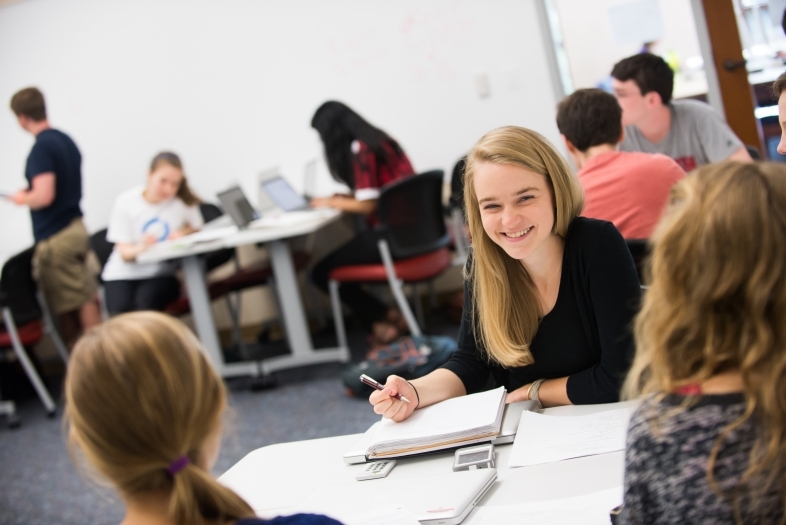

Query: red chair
[328,170,452,350]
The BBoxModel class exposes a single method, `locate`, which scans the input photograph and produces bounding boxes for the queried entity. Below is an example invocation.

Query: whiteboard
[608,0,666,47]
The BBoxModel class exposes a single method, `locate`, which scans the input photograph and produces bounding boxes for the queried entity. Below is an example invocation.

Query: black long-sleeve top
[441,217,641,404]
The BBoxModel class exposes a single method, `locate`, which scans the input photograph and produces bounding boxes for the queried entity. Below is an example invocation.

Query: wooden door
[700,0,764,155]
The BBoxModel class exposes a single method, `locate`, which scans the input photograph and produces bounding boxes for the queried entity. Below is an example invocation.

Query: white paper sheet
[509,407,635,468]
[474,486,622,524]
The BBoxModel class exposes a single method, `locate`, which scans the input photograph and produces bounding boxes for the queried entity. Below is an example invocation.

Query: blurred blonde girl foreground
[620,162,786,524]
[65,312,341,525]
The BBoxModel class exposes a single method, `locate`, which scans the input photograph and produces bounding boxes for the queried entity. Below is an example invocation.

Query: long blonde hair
[623,162,786,520]
[64,312,254,525]
[463,126,584,367]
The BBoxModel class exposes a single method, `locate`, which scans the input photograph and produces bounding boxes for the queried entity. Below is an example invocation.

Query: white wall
[0,0,563,267]
[555,0,701,89]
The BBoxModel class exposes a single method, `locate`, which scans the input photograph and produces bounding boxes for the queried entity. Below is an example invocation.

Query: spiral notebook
[366,386,507,459]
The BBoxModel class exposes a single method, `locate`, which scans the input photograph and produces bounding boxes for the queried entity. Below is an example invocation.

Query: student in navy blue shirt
[65,311,342,525]
[8,87,101,344]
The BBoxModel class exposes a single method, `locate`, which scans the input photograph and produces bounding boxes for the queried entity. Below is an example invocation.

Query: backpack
[341,335,457,397]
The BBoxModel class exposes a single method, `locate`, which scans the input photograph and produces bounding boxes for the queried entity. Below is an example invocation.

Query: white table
[219,402,632,522]
[137,209,349,378]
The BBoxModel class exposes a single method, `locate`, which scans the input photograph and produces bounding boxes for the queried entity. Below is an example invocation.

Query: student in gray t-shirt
[610,53,750,171]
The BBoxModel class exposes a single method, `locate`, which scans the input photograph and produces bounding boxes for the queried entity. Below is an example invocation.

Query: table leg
[181,255,257,378]
[261,240,349,374]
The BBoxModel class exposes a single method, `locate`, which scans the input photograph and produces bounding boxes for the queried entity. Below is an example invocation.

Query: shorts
[32,217,99,315]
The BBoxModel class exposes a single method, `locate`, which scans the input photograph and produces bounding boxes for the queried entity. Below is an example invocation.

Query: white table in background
[219,402,634,522]
[137,209,346,378]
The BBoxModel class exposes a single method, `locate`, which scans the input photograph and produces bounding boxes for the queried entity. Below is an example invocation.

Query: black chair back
[377,170,450,260]
[200,202,235,272]
[90,229,114,271]
[625,239,649,284]
[0,247,41,327]
[200,202,224,223]
[449,156,466,212]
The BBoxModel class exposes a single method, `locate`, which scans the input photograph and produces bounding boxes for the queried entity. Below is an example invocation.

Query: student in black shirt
[369,126,640,420]
[8,87,101,345]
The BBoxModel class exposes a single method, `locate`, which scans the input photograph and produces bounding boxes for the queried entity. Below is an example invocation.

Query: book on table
[366,386,507,459]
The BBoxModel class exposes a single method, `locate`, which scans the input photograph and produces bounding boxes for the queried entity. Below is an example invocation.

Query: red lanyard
[674,384,702,395]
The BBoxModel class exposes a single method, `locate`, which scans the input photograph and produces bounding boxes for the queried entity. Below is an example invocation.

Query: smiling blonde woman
[369,126,641,421]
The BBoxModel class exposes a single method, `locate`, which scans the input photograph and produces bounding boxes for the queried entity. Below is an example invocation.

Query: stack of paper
[367,386,506,458]
[508,406,635,468]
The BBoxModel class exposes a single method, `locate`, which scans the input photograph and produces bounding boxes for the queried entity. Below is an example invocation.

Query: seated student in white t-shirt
[101,152,203,315]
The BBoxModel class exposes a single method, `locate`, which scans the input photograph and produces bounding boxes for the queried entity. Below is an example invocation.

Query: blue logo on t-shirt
[142,217,170,242]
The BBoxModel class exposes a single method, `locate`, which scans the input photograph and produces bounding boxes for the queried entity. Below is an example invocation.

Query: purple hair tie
[167,456,190,476]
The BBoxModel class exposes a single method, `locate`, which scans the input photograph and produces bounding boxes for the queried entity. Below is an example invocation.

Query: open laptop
[217,184,334,232]
[260,175,310,212]
[216,186,260,229]
[297,468,497,525]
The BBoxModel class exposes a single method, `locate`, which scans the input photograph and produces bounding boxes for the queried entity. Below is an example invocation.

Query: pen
[360,374,410,403]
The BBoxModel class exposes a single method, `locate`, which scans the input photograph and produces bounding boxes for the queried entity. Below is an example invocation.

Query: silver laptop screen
[262,176,308,212]
[217,186,258,228]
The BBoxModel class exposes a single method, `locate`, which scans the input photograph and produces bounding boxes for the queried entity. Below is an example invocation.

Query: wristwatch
[529,379,545,407]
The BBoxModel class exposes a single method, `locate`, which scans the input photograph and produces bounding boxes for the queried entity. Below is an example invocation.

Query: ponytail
[65,312,255,525]
[169,461,253,525]
[176,176,200,207]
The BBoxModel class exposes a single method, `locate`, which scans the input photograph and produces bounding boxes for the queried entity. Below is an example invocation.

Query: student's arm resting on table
[506,377,570,407]
[310,194,377,215]
[115,236,157,262]
[369,369,466,422]
[169,202,205,239]
[168,224,198,240]
[11,173,55,209]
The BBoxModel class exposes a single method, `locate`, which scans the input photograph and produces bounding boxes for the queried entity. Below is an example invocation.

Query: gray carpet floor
[0,316,459,525]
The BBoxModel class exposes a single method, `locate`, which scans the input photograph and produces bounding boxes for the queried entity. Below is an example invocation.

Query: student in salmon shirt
[556,88,684,240]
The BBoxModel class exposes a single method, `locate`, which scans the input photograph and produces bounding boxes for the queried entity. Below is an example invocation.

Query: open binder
[344,387,509,460]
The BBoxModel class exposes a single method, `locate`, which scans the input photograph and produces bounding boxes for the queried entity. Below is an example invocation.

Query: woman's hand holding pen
[369,375,417,422]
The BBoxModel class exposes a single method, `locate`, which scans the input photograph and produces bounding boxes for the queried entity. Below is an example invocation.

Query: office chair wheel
[46,409,57,419]
[250,373,278,392]
[7,414,21,429]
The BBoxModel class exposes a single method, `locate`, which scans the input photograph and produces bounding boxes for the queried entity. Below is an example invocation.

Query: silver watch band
[530,379,545,404]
